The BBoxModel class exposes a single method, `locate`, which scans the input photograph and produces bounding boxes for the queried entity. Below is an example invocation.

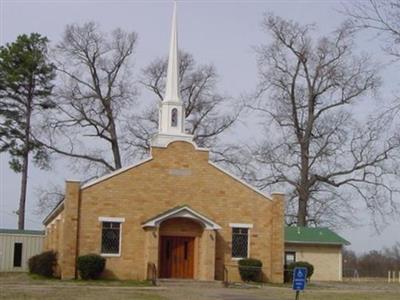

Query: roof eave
[43,201,64,225]
[285,240,350,246]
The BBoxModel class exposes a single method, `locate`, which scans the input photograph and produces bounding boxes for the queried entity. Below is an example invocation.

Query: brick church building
[43,4,285,283]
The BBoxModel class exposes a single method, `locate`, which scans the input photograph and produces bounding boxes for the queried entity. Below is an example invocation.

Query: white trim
[230,226,251,260]
[101,253,121,257]
[43,201,64,225]
[150,133,209,152]
[98,217,125,223]
[82,157,153,189]
[208,161,273,200]
[229,223,253,229]
[142,206,221,230]
[99,220,123,257]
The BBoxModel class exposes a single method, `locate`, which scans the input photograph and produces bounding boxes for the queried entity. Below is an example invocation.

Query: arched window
[171,108,178,127]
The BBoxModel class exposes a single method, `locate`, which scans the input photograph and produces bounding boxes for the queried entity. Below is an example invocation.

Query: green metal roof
[0,228,45,236]
[285,226,350,245]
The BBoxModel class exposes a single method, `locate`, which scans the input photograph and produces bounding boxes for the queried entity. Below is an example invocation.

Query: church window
[101,221,121,255]
[231,227,249,259]
[171,108,178,127]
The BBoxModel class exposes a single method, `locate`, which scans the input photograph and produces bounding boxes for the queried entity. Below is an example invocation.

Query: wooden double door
[159,236,195,278]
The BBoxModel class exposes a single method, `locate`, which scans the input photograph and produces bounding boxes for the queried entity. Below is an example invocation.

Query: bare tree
[343,0,400,59]
[34,183,64,217]
[249,14,400,227]
[41,22,138,173]
[124,51,240,159]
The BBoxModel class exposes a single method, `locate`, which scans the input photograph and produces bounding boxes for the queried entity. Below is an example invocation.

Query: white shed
[0,228,44,272]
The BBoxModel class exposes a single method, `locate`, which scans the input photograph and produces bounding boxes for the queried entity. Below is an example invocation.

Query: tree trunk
[104,103,122,170]
[111,138,122,170]
[18,101,32,230]
[18,82,33,230]
[297,196,307,226]
[18,152,29,230]
[297,143,310,227]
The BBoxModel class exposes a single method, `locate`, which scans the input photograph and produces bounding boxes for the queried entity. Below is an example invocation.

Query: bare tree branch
[249,14,400,227]
[39,22,138,173]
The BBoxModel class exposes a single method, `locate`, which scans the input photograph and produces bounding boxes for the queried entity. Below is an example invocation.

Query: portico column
[144,227,160,279]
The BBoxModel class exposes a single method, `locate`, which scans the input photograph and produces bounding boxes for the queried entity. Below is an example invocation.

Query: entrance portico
[142,206,221,280]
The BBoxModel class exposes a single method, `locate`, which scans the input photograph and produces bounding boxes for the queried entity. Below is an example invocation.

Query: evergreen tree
[0,33,55,229]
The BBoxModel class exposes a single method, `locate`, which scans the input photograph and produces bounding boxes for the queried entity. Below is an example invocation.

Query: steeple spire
[151,1,194,148]
[164,1,180,103]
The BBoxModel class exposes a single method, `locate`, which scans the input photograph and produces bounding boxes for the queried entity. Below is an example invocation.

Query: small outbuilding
[284,227,350,281]
[0,228,44,272]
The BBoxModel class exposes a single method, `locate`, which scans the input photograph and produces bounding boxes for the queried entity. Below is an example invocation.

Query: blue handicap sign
[292,267,308,291]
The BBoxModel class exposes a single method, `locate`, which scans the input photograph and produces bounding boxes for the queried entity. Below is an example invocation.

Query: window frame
[229,223,253,260]
[98,217,125,257]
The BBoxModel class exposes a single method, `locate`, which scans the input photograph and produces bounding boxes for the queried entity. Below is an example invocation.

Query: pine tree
[0,33,55,229]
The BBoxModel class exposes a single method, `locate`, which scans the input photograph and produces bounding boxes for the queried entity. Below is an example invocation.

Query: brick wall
[45,141,284,283]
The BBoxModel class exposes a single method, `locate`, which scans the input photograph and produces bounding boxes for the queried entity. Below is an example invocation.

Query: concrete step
[157,278,223,287]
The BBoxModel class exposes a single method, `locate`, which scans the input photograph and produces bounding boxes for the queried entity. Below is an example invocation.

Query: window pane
[111,222,120,229]
[171,108,178,127]
[13,243,23,267]
[101,222,120,254]
[103,222,111,228]
[232,228,248,258]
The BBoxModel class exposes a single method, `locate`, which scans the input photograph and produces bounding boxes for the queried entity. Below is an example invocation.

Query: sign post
[292,267,308,300]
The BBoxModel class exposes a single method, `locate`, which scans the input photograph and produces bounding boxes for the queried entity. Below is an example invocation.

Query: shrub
[77,254,106,280]
[28,250,57,277]
[287,261,314,280]
[238,258,263,282]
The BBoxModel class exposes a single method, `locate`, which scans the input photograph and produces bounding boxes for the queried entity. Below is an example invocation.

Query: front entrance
[159,236,195,278]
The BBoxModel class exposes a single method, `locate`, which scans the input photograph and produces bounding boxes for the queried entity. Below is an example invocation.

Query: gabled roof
[43,198,64,225]
[208,161,272,200]
[0,228,45,236]
[81,157,153,189]
[142,205,221,230]
[43,157,153,225]
[43,147,276,225]
[285,226,350,246]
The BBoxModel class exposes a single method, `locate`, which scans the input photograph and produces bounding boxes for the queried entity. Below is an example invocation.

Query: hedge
[28,250,57,277]
[77,254,106,280]
[238,258,263,282]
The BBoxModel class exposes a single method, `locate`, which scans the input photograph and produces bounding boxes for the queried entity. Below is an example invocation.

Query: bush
[287,261,314,280]
[238,258,263,282]
[28,250,57,277]
[77,254,106,280]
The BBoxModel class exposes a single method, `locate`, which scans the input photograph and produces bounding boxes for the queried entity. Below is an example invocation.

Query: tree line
[1,1,400,230]
[343,243,400,277]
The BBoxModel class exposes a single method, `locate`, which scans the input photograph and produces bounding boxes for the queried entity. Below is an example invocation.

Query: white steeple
[151,2,194,148]
[164,1,180,103]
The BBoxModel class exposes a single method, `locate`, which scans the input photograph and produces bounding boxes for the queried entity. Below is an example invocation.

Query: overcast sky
[0,0,399,253]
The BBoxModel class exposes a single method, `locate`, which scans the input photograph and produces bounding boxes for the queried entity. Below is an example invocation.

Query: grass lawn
[1,273,399,300]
